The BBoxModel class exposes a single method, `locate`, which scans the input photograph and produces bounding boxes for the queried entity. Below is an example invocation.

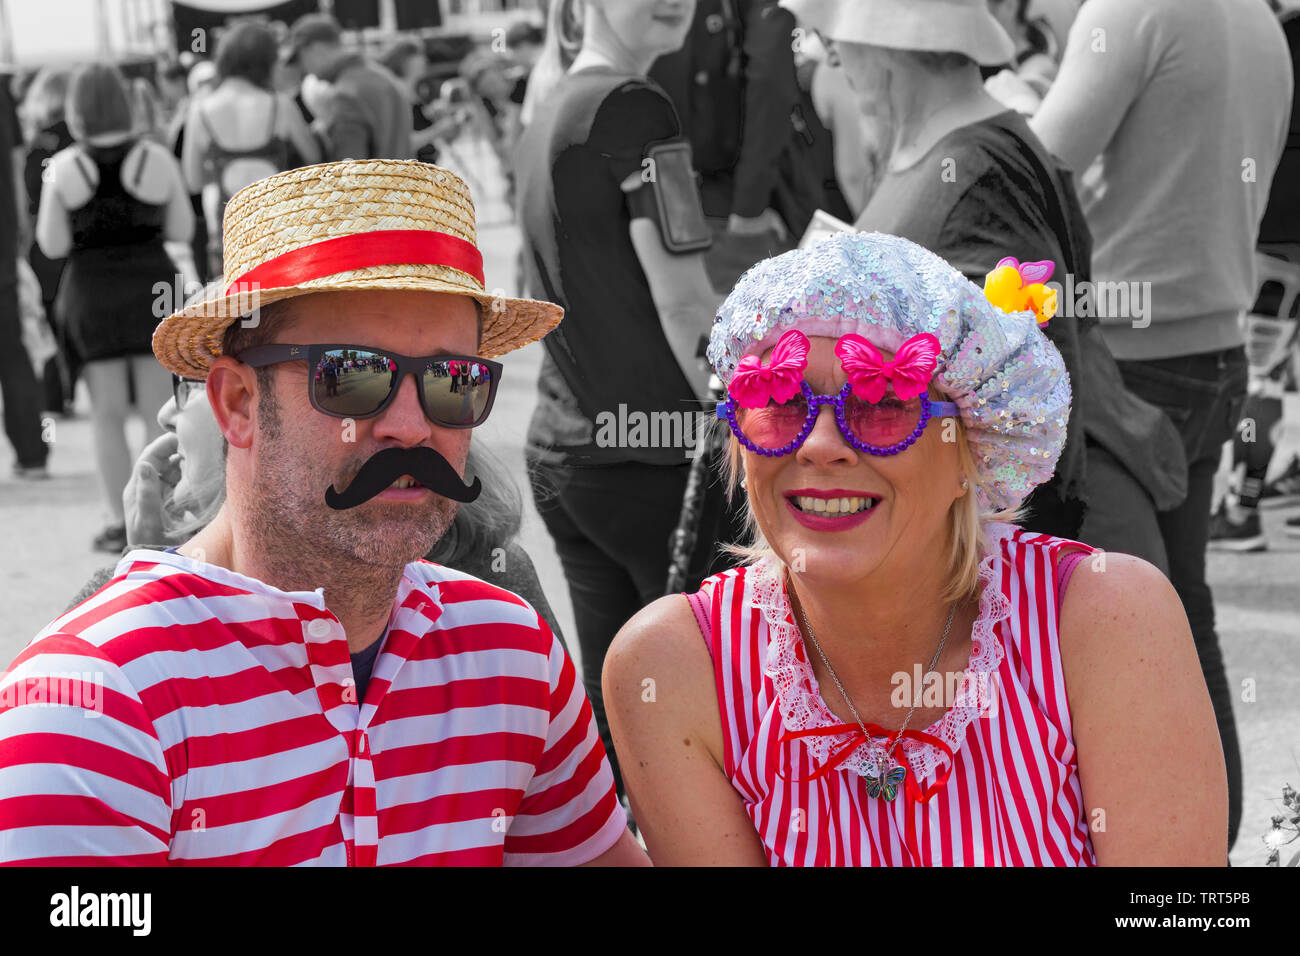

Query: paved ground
[2,215,1298,866]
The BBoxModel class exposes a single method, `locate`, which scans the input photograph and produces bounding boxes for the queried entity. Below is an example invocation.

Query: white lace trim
[756,529,1013,784]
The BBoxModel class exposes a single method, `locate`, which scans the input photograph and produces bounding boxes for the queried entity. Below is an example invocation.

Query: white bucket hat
[781,0,1016,67]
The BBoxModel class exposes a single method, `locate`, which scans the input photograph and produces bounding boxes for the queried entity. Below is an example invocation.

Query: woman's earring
[960,478,969,491]
[740,476,748,491]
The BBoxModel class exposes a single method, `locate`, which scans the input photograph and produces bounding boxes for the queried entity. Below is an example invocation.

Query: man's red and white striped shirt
[0,550,625,866]
[691,525,1097,866]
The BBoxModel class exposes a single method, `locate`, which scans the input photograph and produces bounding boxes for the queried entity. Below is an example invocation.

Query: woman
[785,0,1185,573]
[807,37,878,218]
[182,20,319,279]
[35,63,195,552]
[514,0,732,796]
[604,232,1227,865]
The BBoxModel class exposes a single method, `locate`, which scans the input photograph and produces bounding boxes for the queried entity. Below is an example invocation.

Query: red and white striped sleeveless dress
[688,523,1097,866]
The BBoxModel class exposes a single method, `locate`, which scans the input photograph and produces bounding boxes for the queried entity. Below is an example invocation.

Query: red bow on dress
[778,722,956,803]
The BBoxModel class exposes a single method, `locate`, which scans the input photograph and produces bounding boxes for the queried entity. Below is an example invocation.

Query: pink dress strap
[1055,548,1089,619]
[684,589,713,659]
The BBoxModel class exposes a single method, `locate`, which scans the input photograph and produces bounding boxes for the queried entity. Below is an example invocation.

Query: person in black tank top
[35,64,194,553]
[57,142,177,361]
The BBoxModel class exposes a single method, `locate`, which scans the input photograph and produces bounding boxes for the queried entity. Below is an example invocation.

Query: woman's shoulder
[123,138,182,202]
[936,110,1041,179]
[613,562,752,659]
[42,144,95,205]
[47,142,91,177]
[604,590,722,737]
[617,591,704,646]
[190,86,275,128]
[129,136,181,164]
[560,68,667,103]
[988,525,1169,610]
[1057,547,1172,619]
[1054,548,1193,731]
[583,73,678,137]
[609,583,720,679]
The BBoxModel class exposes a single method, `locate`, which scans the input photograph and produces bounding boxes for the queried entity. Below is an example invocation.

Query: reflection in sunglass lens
[735,394,810,450]
[843,394,923,447]
[422,358,494,427]
[312,348,396,418]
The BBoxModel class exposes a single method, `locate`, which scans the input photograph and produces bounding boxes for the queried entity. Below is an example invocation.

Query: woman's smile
[784,487,883,531]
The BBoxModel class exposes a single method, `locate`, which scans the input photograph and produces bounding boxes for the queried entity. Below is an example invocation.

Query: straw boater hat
[779,0,1016,67]
[152,159,562,379]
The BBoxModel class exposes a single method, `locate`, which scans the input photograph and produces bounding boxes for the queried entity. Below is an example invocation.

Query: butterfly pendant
[865,766,907,802]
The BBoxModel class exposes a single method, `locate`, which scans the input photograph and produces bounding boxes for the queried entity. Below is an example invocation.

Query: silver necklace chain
[794,584,956,777]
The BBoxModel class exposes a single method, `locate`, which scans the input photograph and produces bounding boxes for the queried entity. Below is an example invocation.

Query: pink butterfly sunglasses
[715,329,960,457]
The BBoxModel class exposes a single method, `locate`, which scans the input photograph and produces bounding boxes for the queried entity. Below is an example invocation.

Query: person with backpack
[650,0,847,293]
[182,20,320,279]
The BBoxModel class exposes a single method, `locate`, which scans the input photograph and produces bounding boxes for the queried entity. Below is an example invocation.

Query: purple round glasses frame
[715,381,962,458]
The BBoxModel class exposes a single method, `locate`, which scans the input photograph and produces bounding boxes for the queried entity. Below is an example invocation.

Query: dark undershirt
[349,637,383,705]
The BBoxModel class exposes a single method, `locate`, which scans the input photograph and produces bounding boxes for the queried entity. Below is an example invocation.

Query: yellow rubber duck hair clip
[983,257,1059,327]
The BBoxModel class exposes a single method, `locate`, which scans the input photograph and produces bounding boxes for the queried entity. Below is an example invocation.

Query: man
[650,0,811,291]
[1032,0,1294,853]
[286,12,413,162]
[323,354,339,397]
[0,159,645,866]
[1210,2,1300,547]
[651,0,799,227]
[0,72,50,479]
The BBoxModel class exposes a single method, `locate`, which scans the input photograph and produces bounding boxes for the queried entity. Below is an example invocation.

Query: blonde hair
[718,414,1023,603]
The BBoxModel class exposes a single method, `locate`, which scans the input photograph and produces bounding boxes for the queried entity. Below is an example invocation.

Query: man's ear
[206,356,260,451]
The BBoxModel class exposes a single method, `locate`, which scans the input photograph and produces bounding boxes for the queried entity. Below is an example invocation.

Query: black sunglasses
[171,374,204,411]
[236,343,503,428]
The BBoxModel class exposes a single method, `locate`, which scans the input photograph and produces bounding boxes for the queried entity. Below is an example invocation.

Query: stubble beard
[242,389,459,586]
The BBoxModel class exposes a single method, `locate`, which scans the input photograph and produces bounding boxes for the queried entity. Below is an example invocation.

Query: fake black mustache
[325,446,482,510]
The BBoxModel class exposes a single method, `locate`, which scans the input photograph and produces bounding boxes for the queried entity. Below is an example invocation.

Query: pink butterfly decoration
[729,329,810,408]
[998,257,1054,285]
[835,332,942,403]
